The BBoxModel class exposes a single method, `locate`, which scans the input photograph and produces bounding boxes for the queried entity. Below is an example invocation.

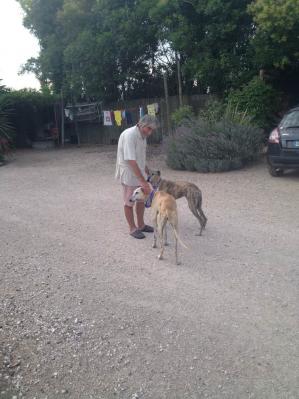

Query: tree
[248,0,299,102]
[17,0,299,104]
[18,0,164,101]
[249,0,299,68]
[151,0,255,94]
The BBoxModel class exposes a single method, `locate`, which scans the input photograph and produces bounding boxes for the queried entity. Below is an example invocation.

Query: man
[115,114,158,239]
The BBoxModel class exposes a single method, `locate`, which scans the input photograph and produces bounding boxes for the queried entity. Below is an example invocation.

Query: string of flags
[103,103,159,127]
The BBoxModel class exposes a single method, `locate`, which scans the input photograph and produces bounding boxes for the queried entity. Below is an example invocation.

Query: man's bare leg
[136,201,145,229]
[124,205,137,232]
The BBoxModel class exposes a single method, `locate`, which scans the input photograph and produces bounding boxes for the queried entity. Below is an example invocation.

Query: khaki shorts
[122,184,139,207]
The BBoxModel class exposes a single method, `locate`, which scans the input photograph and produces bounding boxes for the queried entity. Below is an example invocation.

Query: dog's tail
[170,224,188,249]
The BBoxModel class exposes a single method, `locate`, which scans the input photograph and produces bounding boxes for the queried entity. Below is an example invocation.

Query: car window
[280,110,299,128]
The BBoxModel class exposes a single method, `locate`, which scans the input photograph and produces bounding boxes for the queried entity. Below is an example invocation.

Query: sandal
[130,230,145,239]
[140,224,154,233]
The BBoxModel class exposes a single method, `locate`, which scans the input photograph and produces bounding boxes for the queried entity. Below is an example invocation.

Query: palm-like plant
[0,81,14,162]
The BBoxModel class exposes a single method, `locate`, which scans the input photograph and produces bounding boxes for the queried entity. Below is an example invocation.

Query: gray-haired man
[115,115,158,239]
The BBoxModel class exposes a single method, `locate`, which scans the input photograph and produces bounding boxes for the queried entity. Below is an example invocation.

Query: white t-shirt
[115,125,147,186]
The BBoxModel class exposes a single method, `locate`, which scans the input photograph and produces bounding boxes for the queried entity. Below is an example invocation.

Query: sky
[0,0,40,90]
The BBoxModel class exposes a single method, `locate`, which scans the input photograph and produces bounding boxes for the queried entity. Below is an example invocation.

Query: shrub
[198,98,226,123]
[0,97,14,162]
[227,77,281,131]
[171,105,195,127]
[166,105,264,173]
[0,89,57,147]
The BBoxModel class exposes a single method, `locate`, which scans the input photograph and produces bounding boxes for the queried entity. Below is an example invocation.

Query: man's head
[137,115,158,137]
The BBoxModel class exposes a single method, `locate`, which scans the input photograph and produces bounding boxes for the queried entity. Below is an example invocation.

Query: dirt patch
[1,145,298,398]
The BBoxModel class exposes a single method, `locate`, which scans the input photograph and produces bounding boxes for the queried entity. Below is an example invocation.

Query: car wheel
[268,166,284,177]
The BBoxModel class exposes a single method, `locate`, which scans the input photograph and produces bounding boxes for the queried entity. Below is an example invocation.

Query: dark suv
[267,106,299,176]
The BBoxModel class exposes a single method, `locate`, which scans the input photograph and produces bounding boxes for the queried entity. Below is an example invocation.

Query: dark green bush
[0,85,14,162]
[198,98,226,123]
[227,77,281,131]
[171,105,195,127]
[166,107,264,172]
[0,89,58,147]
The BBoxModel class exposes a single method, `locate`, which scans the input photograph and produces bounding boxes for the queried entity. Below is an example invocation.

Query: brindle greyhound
[147,170,207,235]
[130,187,187,265]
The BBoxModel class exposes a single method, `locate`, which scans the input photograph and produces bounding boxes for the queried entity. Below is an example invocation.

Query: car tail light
[268,128,280,144]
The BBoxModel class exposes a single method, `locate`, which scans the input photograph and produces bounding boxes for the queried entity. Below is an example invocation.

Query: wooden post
[163,72,171,135]
[176,52,183,107]
[60,90,65,146]
[74,111,80,146]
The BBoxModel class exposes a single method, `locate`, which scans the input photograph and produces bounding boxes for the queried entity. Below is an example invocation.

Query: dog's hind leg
[152,211,158,248]
[188,201,205,235]
[169,221,180,265]
[174,231,179,265]
[164,224,169,246]
[187,191,207,236]
[157,215,167,260]
[198,207,207,229]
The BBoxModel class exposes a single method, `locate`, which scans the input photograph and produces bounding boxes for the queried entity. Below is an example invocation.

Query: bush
[0,96,14,162]
[0,89,57,147]
[166,105,264,173]
[227,77,281,131]
[171,105,195,127]
[198,98,226,123]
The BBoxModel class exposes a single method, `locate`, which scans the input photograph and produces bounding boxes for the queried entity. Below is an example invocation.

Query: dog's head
[147,169,161,186]
[129,187,146,203]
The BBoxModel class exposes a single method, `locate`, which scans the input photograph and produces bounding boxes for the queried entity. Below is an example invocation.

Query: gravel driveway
[1,146,298,399]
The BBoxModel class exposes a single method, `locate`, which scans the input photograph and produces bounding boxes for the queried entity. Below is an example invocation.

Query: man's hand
[140,181,151,196]
[127,160,152,195]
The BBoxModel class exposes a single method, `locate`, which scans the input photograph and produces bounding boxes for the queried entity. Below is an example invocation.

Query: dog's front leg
[153,229,157,249]
[158,216,166,260]
[175,236,180,265]
[152,212,158,248]
[158,227,165,260]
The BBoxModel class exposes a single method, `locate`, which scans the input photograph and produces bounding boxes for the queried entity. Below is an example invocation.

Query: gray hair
[138,114,158,129]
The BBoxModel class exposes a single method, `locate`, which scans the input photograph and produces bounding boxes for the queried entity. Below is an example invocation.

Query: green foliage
[159,0,255,93]
[166,111,264,173]
[198,99,226,123]
[16,0,299,105]
[248,0,299,68]
[227,77,281,130]
[171,105,195,127]
[0,89,57,147]
[199,98,255,126]
[18,0,162,101]
[0,84,14,161]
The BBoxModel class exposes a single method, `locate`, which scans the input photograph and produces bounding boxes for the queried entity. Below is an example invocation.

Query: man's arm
[128,160,151,195]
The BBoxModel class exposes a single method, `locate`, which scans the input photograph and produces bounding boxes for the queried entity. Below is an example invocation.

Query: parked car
[267,106,299,176]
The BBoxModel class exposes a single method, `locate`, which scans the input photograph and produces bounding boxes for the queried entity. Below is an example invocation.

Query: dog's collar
[145,189,156,208]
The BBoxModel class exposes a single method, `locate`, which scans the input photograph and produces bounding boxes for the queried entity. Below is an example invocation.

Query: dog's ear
[157,170,161,176]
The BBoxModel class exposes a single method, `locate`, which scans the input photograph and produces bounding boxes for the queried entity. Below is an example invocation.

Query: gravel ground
[0,145,298,399]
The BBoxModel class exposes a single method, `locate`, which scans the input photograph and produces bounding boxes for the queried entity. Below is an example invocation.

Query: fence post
[60,90,65,146]
[163,72,171,134]
[176,52,183,107]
